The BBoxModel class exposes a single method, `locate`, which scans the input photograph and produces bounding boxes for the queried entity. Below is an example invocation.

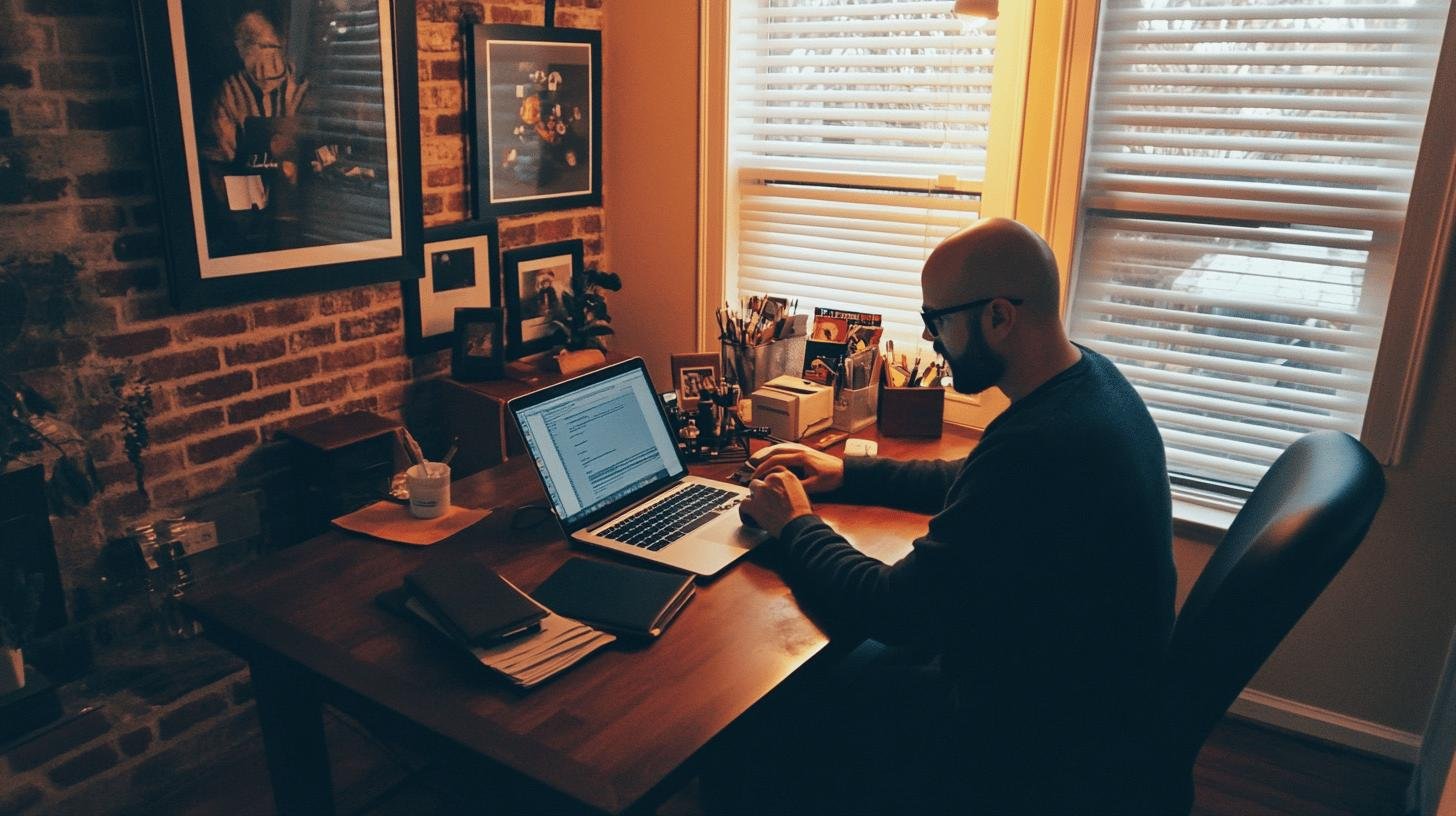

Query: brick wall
[0,0,604,810]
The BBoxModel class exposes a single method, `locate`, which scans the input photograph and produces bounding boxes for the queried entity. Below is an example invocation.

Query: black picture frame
[404,220,501,355]
[133,0,423,310]
[503,239,582,360]
[468,24,602,218]
[451,307,505,381]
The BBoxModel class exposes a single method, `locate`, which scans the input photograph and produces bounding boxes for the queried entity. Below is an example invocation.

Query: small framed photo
[469,24,602,217]
[671,352,721,411]
[503,239,582,359]
[404,220,501,354]
[452,307,505,381]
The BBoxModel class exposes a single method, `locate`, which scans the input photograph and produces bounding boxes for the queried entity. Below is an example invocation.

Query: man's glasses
[920,297,1023,338]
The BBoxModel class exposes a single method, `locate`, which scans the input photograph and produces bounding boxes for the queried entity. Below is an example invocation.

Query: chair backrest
[1160,430,1386,767]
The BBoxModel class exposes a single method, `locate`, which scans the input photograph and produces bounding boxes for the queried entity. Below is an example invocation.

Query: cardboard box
[877,386,944,437]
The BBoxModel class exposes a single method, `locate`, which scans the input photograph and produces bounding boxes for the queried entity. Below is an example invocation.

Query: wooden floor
[149,711,1412,815]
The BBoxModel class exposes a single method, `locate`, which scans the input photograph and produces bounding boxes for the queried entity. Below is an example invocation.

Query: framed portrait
[451,307,505,381]
[468,25,602,218]
[404,221,501,355]
[133,0,423,309]
[503,239,581,360]
[670,352,721,411]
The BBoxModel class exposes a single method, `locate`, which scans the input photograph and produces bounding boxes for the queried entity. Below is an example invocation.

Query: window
[721,0,1029,348]
[1066,0,1453,491]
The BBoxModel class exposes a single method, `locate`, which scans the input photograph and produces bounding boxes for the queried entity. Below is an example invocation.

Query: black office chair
[1145,430,1386,814]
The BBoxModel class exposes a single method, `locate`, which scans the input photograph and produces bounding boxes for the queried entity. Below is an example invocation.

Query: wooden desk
[186,428,976,815]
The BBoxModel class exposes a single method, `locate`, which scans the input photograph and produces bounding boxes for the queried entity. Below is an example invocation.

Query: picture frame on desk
[503,239,582,360]
[404,220,502,355]
[469,24,602,218]
[452,307,505,381]
[132,0,422,309]
[670,352,721,411]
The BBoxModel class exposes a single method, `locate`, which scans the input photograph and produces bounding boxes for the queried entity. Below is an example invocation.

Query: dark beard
[936,313,1005,395]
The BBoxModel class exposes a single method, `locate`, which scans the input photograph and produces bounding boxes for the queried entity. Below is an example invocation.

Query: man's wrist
[778,513,823,543]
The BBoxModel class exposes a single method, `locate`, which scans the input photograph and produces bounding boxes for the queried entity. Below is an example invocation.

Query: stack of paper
[404,598,615,689]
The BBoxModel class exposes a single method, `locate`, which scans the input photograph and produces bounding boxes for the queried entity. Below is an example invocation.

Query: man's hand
[740,470,814,538]
[749,443,845,495]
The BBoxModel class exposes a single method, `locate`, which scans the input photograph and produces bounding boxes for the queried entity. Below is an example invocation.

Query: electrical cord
[509,502,554,530]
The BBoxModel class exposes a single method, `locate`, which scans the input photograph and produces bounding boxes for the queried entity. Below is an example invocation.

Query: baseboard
[1230,688,1422,765]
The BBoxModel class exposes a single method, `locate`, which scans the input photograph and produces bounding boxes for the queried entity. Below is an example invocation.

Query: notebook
[403,557,546,646]
[508,357,769,576]
[531,557,695,639]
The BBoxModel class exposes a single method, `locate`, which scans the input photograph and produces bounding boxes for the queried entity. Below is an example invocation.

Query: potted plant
[1,374,100,514]
[0,568,43,694]
[546,265,622,375]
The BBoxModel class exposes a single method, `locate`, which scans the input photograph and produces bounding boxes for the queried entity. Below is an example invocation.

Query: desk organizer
[721,334,806,394]
[832,385,878,432]
[877,385,944,437]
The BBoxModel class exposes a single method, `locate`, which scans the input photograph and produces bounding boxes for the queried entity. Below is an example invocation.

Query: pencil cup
[406,462,451,519]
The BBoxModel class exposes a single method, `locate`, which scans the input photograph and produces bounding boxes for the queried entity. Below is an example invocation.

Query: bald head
[922,218,1061,320]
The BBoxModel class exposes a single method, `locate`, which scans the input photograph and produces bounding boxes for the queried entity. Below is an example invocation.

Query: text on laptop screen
[515,366,684,527]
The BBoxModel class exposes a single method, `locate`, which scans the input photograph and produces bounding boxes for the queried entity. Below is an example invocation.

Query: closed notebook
[531,557,695,638]
[404,557,547,646]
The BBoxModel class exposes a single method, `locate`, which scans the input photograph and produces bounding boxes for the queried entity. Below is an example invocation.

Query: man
[735,218,1175,813]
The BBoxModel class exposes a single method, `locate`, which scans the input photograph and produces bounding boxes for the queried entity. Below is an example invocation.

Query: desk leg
[251,657,335,816]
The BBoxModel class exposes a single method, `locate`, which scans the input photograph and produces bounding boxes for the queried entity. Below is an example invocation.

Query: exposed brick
[536,217,575,242]
[176,371,253,407]
[66,97,141,130]
[425,166,461,188]
[80,203,126,231]
[60,19,135,54]
[434,113,463,135]
[95,265,160,297]
[376,334,405,358]
[158,694,228,740]
[253,300,313,327]
[430,58,462,82]
[118,726,152,757]
[490,5,534,23]
[339,306,402,341]
[129,745,183,790]
[296,375,349,406]
[5,707,111,772]
[131,201,158,228]
[0,174,67,204]
[262,407,330,439]
[77,169,146,198]
[230,679,253,705]
[113,232,161,262]
[321,343,377,372]
[223,336,285,366]
[47,743,119,787]
[578,213,603,232]
[187,428,258,464]
[226,391,290,424]
[14,98,63,130]
[421,192,443,216]
[256,356,319,387]
[0,63,33,89]
[181,312,247,339]
[0,783,43,814]
[411,350,450,378]
[288,323,336,353]
[363,361,410,389]
[99,490,149,521]
[138,348,219,383]
[319,288,373,315]
[123,294,174,322]
[499,221,537,248]
[38,59,110,90]
[149,408,224,445]
[96,326,169,358]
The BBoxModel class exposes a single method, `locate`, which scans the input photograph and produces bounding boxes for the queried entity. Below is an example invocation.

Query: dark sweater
[773,346,1174,806]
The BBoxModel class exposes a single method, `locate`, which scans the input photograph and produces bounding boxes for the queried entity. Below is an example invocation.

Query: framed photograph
[503,239,582,359]
[451,307,505,381]
[670,352,721,411]
[404,221,501,355]
[133,0,423,309]
[469,24,601,218]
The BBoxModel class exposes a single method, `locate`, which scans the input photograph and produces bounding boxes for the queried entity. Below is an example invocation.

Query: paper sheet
[332,500,491,546]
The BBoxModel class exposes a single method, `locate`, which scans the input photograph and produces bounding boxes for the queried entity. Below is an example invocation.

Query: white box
[751,376,834,441]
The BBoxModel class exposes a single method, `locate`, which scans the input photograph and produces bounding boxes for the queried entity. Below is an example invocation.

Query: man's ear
[988,298,1015,330]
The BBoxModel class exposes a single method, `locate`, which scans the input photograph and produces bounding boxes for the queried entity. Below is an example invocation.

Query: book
[530,557,696,639]
[403,557,547,647]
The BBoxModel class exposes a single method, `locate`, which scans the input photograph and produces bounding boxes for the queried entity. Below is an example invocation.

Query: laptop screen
[514,364,685,528]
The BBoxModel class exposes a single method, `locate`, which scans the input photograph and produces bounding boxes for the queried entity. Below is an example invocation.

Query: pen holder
[877,386,944,438]
[405,462,451,518]
[721,334,806,394]
[832,385,878,432]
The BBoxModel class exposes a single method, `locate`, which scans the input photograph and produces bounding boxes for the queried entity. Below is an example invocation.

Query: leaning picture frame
[503,239,582,360]
[133,0,423,309]
[404,221,501,355]
[670,352,721,411]
[468,24,602,218]
[451,307,505,381]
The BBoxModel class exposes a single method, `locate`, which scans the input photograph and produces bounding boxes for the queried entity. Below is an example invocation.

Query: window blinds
[728,0,996,344]
[1070,0,1450,490]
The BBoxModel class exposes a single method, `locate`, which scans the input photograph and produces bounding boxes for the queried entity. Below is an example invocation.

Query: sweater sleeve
[826,455,962,514]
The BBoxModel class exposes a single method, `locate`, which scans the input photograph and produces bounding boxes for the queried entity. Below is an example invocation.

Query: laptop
[508,357,769,576]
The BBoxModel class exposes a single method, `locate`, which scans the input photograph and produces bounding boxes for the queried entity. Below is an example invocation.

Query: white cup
[405,462,451,518]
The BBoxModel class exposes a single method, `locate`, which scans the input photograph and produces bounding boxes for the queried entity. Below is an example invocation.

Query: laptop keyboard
[598,484,736,551]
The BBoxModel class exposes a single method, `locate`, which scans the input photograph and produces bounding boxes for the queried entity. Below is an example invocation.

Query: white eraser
[844,438,878,457]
